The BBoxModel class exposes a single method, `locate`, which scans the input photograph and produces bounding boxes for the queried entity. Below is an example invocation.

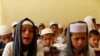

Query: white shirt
[55,35,65,44]
[2,42,44,56]
[89,46,96,56]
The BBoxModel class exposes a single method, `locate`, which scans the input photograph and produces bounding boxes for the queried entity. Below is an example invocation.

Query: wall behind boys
[0,0,2,26]
[1,0,100,27]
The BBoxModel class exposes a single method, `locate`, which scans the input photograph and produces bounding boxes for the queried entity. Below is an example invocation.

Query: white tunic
[55,35,65,44]
[2,42,44,56]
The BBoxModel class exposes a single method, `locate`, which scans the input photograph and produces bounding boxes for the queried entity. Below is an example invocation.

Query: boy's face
[89,35,100,48]
[59,28,63,34]
[50,25,58,35]
[39,26,45,34]
[42,34,54,47]
[21,24,34,45]
[1,33,12,44]
[71,32,87,51]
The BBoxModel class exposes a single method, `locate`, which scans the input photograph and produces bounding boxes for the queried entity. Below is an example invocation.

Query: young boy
[40,28,55,49]
[38,23,45,35]
[0,25,12,56]
[2,18,44,56]
[11,21,18,39]
[40,28,66,51]
[59,21,95,56]
[89,30,100,48]
[50,21,65,44]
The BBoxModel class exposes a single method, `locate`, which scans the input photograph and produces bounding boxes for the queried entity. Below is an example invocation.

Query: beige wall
[1,0,100,27]
[0,0,1,26]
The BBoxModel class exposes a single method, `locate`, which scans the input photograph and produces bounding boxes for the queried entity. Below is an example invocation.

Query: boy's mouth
[23,37,30,40]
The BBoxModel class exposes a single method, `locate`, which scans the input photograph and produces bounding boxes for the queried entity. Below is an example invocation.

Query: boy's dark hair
[50,24,58,28]
[97,24,100,26]
[39,23,45,28]
[89,30,100,38]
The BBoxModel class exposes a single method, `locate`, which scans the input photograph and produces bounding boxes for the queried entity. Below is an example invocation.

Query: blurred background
[0,0,100,27]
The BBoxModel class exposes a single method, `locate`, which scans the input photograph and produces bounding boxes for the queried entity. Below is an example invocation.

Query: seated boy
[89,30,100,48]
[0,25,12,56]
[39,28,66,51]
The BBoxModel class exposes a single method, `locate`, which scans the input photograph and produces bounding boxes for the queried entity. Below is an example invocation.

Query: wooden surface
[44,48,100,56]
[94,48,100,56]
[44,51,60,56]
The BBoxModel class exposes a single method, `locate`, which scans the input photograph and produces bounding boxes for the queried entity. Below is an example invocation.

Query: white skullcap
[22,21,33,26]
[84,16,95,21]
[0,25,12,36]
[12,21,18,27]
[58,24,63,28]
[41,28,54,35]
[70,23,86,32]
[84,16,95,31]
[50,21,58,26]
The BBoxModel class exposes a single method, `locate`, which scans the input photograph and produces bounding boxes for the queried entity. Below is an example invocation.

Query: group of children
[0,16,100,56]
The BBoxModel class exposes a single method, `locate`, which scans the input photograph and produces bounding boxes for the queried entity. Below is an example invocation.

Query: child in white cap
[2,18,44,56]
[50,21,65,44]
[12,21,18,28]
[40,28,66,51]
[58,24,63,35]
[40,28,55,51]
[11,21,18,39]
[50,21,59,36]
[59,21,95,56]
[38,23,45,35]
[12,21,18,33]
[0,25,12,56]
[84,16,97,32]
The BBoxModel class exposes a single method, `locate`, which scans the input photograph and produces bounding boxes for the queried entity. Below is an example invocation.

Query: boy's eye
[74,38,79,41]
[29,29,33,32]
[44,39,48,40]
[21,29,26,32]
[1,37,6,40]
[81,37,86,40]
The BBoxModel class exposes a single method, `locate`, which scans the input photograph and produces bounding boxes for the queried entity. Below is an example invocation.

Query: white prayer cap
[84,16,95,21]
[12,21,18,27]
[41,28,54,35]
[0,25,12,36]
[58,24,63,28]
[50,21,58,26]
[22,21,33,26]
[70,23,86,33]
[84,16,95,31]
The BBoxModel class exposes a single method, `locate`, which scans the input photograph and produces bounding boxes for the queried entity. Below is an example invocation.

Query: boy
[50,21,65,44]
[40,28,66,51]
[59,21,95,56]
[0,25,12,56]
[89,30,100,48]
